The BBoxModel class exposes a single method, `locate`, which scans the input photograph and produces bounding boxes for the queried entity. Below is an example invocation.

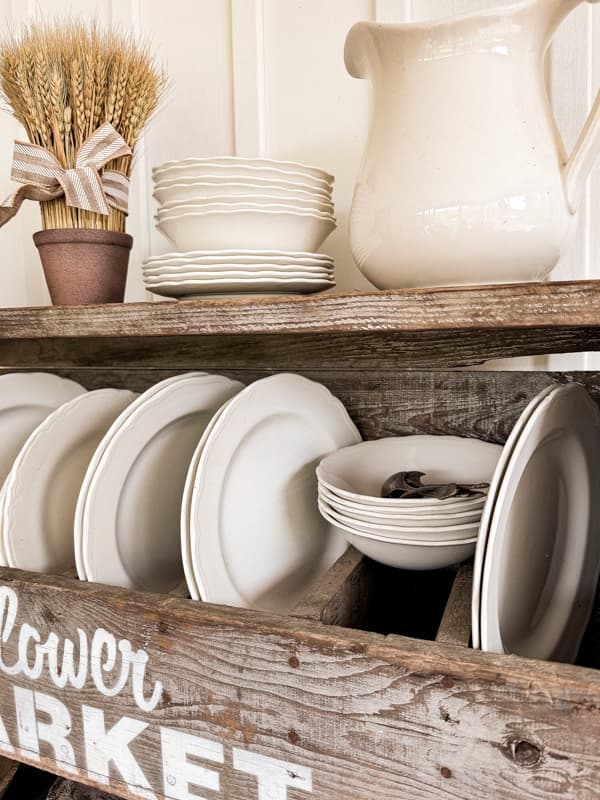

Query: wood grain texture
[436,563,473,647]
[48,778,121,800]
[0,282,599,341]
[6,366,597,444]
[2,327,600,371]
[291,548,372,628]
[0,568,599,800]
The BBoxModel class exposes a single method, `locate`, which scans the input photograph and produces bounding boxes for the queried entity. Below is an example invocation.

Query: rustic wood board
[1,327,600,370]
[0,282,598,343]
[436,564,473,647]
[2,367,596,444]
[0,569,598,800]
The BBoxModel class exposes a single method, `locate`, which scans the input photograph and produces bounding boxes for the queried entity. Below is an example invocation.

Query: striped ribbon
[0,123,132,227]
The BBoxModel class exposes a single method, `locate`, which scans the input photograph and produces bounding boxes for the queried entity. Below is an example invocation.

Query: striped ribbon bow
[0,123,132,227]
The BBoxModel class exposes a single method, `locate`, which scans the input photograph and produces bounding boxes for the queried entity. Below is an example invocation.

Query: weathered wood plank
[0,569,598,800]
[0,282,600,339]
[48,778,120,800]
[1,366,595,444]
[1,327,600,370]
[291,548,371,628]
[436,564,473,648]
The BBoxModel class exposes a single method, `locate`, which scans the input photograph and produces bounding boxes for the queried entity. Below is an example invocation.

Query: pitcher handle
[563,0,600,212]
[344,22,374,79]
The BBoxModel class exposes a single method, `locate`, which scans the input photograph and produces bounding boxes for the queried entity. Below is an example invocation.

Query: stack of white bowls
[317,436,503,570]
[147,156,337,299]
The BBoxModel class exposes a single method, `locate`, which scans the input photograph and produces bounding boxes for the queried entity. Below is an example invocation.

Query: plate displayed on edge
[471,384,554,649]
[2,389,137,574]
[480,383,600,663]
[81,373,243,592]
[190,374,361,613]
[181,396,238,600]
[0,373,85,496]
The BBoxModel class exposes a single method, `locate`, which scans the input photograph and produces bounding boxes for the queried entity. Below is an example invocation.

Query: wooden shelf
[0,280,599,338]
[1,281,600,370]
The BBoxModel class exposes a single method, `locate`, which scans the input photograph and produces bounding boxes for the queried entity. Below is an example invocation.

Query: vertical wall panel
[262,0,373,291]
[138,0,235,272]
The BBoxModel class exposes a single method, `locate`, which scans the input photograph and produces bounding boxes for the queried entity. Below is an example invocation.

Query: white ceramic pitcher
[345,0,600,289]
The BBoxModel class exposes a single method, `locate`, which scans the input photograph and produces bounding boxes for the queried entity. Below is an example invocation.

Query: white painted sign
[0,587,313,800]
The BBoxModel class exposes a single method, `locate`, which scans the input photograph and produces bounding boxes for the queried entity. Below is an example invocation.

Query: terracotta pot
[33,229,133,305]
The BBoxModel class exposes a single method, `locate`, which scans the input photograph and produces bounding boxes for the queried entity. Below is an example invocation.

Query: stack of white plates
[317,436,502,570]
[149,157,337,298]
[472,382,600,663]
[142,249,335,299]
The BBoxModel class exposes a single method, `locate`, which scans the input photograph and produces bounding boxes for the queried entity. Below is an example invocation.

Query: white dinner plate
[153,174,333,200]
[148,277,334,299]
[190,374,361,612]
[143,263,334,276]
[318,497,479,541]
[153,181,334,206]
[0,372,85,495]
[81,373,242,592]
[152,156,334,184]
[73,374,204,581]
[318,483,483,523]
[471,385,554,649]
[480,383,600,663]
[145,250,334,265]
[181,397,238,600]
[144,269,334,283]
[2,389,136,573]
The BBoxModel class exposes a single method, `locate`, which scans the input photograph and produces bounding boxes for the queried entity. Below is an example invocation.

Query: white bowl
[143,262,334,277]
[157,209,337,253]
[153,163,332,192]
[153,174,333,201]
[152,156,334,184]
[319,486,482,526]
[318,504,477,570]
[317,436,501,507]
[157,195,335,216]
[153,181,334,206]
[319,498,480,540]
[155,202,336,222]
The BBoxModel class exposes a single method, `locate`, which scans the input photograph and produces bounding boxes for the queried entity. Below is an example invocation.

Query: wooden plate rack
[0,281,598,800]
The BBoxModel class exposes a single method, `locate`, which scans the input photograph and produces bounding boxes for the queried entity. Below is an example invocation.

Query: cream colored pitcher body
[345,0,600,289]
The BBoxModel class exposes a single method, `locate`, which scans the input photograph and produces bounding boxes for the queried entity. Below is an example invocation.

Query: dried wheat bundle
[0,19,167,232]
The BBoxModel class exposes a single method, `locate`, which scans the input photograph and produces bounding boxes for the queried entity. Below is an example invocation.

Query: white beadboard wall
[0,0,599,365]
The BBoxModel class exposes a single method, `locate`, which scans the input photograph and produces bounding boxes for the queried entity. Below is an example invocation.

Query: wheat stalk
[0,19,167,232]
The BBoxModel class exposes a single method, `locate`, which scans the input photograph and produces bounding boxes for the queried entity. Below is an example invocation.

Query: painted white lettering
[233,749,312,800]
[13,687,77,773]
[0,710,14,755]
[47,631,88,690]
[82,705,156,800]
[0,590,161,714]
[128,647,163,713]
[0,588,19,675]
[90,630,131,697]
[14,687,38,761]
[160,727,223,800]
[17,625,44,679]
